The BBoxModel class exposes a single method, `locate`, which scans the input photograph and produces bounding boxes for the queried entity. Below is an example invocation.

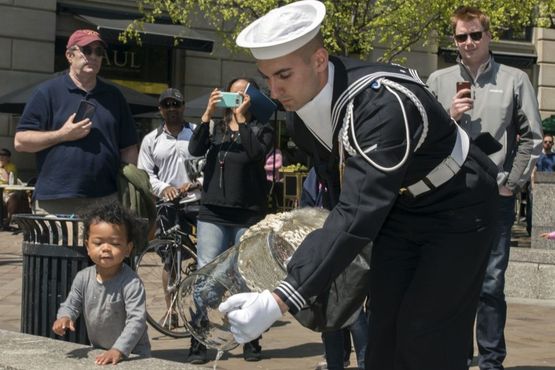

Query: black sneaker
[187,337,208,364]
[243,339,262,362]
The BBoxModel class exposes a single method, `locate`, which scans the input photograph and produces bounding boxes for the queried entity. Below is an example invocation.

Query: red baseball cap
[66,29,107,49]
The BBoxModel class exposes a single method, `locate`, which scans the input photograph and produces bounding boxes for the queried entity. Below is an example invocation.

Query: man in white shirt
[138,88,202,330]
[138,88,201,203]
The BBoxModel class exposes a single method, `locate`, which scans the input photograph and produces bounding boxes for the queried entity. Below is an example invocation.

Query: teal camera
[217,92,243,108]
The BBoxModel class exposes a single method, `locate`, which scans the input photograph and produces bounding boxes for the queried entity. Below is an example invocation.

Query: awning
[79,15,214,53]
[0,72,159,116]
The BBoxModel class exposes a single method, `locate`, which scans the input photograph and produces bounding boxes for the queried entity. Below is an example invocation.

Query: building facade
[1,0,555,178]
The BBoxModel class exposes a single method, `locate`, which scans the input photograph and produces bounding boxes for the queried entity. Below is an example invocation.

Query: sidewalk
[1,228,554,369]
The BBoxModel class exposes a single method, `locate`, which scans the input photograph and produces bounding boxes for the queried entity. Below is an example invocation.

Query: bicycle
[135,195,199,338]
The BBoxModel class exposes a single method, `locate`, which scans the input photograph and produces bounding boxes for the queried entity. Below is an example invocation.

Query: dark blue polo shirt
[17,73,138,200]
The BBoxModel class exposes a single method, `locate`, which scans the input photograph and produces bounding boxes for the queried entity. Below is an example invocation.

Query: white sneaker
[314,359,350,369]
[315,359,327,370]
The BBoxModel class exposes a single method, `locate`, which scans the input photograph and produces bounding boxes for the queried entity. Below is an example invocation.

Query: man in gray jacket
[427,6,543,370]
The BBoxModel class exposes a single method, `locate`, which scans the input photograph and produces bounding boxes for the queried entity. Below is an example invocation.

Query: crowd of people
[1,1,553,369]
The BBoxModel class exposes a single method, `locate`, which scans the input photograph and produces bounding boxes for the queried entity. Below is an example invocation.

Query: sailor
[218,1,499,369]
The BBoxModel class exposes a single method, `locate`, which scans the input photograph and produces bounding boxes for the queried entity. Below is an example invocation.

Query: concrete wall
[535,27,555,119]
[531,172,555,250]
[506,173,555,301]
[0,0,56,178]
[0,1,56,95]
[506,248,555,300]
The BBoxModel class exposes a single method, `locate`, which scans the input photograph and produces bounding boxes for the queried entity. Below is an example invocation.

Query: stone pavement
[1,228,555,369]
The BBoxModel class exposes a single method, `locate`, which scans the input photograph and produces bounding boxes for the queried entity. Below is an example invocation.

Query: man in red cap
[14,29,138,215]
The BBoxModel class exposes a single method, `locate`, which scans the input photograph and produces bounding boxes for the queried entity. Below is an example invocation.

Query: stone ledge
[510,247,555,264]
[507,248,555,300]
[0,329,204,370]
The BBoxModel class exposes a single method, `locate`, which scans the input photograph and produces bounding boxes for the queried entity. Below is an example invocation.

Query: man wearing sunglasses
[138,88,201,334]
[528,132,555,235]
[138,88,202,204]
[15,29,138,215]
[428,6,543,370]
[531,133,555,185]
[536,133,555,171]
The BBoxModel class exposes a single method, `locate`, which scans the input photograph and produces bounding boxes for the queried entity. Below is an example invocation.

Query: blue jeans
[196,220,246,268]
[322,309,368,369]
[476,195,515,369]
[191,220,247,330]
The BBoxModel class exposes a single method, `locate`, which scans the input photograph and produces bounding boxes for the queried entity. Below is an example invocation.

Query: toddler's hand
[52,317,75,336]
[540,232,555,240]
[95,348,123,365]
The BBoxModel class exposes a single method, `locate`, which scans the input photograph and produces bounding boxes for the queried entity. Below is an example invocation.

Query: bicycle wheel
[135,238,196,338]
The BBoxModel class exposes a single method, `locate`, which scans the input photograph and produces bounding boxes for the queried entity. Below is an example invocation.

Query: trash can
[14,214,91,344]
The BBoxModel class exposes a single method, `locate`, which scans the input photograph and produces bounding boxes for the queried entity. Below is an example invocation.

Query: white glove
[218,290,283,343]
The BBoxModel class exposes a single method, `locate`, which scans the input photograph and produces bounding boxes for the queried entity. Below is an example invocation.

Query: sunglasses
[78,45,105,57]
[161,100,183,108]
[454,31,483,43]
[544,140,554,144]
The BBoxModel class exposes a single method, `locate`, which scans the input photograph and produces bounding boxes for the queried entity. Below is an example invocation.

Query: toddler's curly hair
[80,201,136,242]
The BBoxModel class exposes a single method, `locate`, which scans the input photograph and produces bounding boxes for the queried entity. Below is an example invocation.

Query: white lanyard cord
[339,78,429,172]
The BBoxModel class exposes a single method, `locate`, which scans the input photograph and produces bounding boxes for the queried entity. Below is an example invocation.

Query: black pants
[365,147,498,370]
[366,210,496,370]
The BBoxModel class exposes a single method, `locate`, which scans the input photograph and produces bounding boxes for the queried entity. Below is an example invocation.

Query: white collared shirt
[296,62,335,152]
[138,123,201,198]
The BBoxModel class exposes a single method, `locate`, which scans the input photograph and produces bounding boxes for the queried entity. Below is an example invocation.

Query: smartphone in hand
[456,81,471,98]
[216,92,243,108]
[74,100,96,122]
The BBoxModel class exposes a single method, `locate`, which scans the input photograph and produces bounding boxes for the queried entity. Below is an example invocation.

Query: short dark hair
[0,148,11,157]
[295,32,325,63]
[80,201,136,242]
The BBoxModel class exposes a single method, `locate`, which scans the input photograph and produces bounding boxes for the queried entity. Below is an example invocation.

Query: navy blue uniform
[274,57,499,370]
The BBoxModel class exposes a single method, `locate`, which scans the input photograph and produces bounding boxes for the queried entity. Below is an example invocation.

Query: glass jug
[178,207,330,351]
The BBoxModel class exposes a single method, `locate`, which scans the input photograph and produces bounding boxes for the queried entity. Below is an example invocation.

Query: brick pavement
[1,228,554,369]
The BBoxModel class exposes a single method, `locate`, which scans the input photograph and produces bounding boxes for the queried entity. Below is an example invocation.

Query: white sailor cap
[236,0,326,60]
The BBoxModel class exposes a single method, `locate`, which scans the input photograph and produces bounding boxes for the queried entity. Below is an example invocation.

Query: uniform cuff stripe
[275,287,301,312]
[276,286,303,311]
[279,282,305,308]
[277,281,306,310]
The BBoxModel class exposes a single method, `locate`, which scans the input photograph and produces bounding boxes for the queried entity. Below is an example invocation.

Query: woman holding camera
[187,77,274,364]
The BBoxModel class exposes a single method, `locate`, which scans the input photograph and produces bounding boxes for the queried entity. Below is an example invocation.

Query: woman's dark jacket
[189,119,273,226]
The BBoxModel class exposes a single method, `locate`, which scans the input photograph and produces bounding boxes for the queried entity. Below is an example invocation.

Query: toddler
[52,201,150,365]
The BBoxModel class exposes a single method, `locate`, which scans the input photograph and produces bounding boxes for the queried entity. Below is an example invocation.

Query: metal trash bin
[14,214,90,344]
